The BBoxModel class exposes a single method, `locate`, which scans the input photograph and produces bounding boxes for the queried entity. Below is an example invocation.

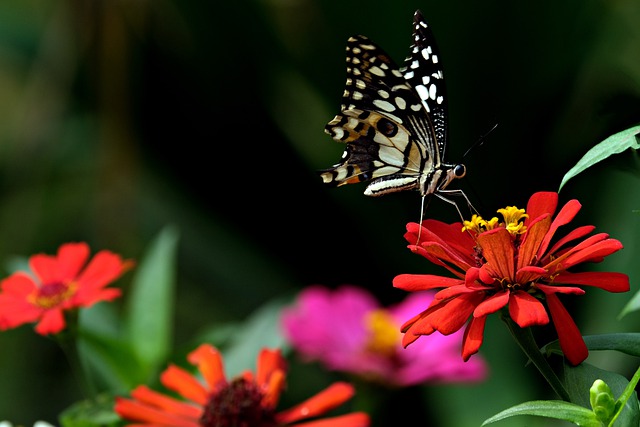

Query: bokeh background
[0,0,639,426]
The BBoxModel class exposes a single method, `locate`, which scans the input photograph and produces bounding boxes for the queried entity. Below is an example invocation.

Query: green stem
[54,309,96,399]
[609,363,640,426]
[501,313,571,402]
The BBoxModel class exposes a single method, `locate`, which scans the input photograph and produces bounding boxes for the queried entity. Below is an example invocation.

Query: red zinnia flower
[115,344,370,427]
[0,242,132,335]
[393,191,629,366]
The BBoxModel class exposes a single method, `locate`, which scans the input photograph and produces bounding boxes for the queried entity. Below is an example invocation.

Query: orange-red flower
[394,191,629,366]
[0,242,132,335]
[114,344,370,427]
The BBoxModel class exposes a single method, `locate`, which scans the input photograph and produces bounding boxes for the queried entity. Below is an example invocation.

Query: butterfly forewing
[320,10,465,200]
[401,10,448,159]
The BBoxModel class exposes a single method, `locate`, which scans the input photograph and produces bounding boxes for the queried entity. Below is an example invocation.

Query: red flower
[0,242,132,335]
[115,344,370,427]
[393,191,629,366]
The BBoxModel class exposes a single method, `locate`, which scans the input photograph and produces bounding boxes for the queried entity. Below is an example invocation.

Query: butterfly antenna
[463,122,498,159]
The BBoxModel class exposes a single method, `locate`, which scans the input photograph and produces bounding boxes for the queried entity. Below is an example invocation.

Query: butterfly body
[320,10,467,204]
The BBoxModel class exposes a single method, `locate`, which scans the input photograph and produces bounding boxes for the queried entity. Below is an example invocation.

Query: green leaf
[583,334,640,357]
[217,296,289,378]
[559,125,640,192]
[542,334,640,358]
[481,400,600,426]
[77,326,146,391]
[59,394,120,427]
[619,290,640,319]
[123,226,179,380]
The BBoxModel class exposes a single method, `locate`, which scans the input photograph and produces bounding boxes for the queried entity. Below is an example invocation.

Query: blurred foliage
[0,0,638,426]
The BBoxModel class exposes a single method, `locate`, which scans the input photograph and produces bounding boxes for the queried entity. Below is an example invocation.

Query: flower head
[394,191,629,366]
[281,285,487,386]
[0,242,132,335]
[115,344,370,427]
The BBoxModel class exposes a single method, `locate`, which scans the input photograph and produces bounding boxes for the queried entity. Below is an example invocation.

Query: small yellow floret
[462,214,486,233]
[497,206,529,235]
[484,217,500,230]
[462,215,500,233]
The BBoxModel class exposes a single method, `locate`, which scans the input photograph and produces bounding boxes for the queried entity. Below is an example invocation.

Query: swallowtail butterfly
[320,10,471,216]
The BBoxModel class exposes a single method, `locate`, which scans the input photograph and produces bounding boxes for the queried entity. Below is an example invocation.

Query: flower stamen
[28,281,78,309]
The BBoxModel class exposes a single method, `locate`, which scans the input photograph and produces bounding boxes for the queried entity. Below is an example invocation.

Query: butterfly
[319,9,472,218]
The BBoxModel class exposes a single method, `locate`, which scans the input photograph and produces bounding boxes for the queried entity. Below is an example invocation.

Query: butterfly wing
[319,11,447,197]
[401,9,448,164]
[320,32,437,196]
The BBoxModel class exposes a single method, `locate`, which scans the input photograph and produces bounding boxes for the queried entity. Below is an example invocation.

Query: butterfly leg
[435,189,478,222]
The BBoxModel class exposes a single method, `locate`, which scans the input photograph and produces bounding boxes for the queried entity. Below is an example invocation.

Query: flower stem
[501,313,571,402]
[54,309,96,399]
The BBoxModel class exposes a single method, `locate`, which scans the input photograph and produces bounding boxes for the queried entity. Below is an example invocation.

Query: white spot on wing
[415,84,429,101]
[372,99,396,112]
[369,66,385,76]
[429,83,437,100]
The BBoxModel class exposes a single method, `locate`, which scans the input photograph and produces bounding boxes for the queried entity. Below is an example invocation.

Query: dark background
[0,1,638,425]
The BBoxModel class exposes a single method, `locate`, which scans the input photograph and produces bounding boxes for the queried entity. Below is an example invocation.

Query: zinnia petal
[160,365,208,406]
[537,199,582,259]
[524,191,558,227]
[552,271,630,293]
[429,292,485,335]
[256,348,287,388]
[114,396,199,427]
[515,266,547,284]
[76,250,130,293]
[262,368,286,410]
[0,273,37,295]
[129,385,202,419]
[517,215,551,269]
[34,308,66,335]
[477,228,515,281]
[30,243,90,284]
[536,284,585,295]
[288,413,371,427]
[393,274,464,291]
[508,291,548,327]
[545,293,588,365]
[545,225,595,256]
[555,238,623,270]
[461,316,487,361]
[275,382,354,423]
[473,290,509,317]
[186,344,226,391]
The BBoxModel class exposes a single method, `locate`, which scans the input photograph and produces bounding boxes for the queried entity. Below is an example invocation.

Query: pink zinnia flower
[394,191,630,365]
[281,285,487,386]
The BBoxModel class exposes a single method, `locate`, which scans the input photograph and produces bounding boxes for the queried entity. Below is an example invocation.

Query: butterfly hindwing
[321,108,425,192]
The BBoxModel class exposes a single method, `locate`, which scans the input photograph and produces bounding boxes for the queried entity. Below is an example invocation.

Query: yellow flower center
[29,281,78,309]
[364,309,399,357]
[462,206,528,236]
